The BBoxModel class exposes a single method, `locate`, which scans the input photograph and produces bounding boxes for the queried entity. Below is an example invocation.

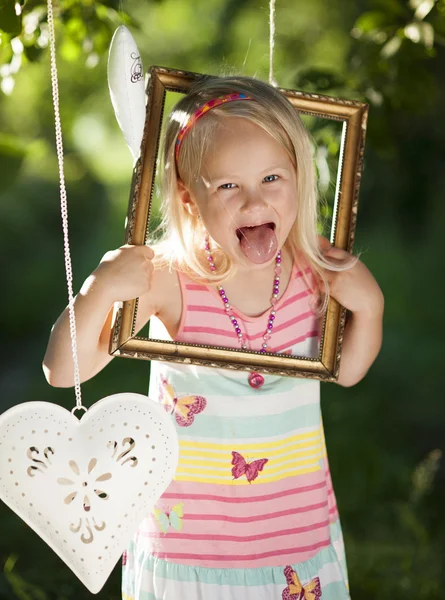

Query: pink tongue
[239,224,278,264]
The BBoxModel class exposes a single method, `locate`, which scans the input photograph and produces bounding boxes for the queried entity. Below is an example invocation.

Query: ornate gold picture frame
[110,66,368,382]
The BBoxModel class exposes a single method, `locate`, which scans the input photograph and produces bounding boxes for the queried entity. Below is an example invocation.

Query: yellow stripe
[174,464,321,485]
[122,594,134,600]
[176,453,322,477]
[179,428,321,452]
[179,437,322,460]
[178,446,323,467]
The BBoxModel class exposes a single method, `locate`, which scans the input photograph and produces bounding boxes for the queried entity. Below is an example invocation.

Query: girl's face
[182,117,298,270]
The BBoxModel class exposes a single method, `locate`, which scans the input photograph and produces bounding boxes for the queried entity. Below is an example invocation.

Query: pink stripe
[186,284,209,291]
[145,519,329,543]
[273,330,318,353]
[182,325,238,338]
[162,470,326,500]
[152,539,330,564]
[271,311,315,335]
[182,315,314,341]
[185,500,328,523]
[279,289,311,310]
[188,305,225,314]
[162,480,326,504]
[145,506,329,540]
[160,483,327,521]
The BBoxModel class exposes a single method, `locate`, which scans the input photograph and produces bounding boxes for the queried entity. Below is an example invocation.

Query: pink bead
[271,298,277,306]
[248,372,264,388]
[263,334,271,341]
[210,266,216,271]
[275,266,282,274]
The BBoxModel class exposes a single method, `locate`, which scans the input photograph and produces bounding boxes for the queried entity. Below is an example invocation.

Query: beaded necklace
[204,237,282,389]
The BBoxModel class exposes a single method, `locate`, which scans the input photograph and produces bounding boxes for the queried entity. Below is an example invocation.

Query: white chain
[47,0,85,413]
[269,0,277,86]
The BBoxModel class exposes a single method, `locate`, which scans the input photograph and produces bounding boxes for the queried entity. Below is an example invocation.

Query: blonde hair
[151,75,357,316]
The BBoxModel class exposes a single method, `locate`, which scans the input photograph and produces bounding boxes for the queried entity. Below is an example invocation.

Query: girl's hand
[318,238,384,317]
[93,244,155,303]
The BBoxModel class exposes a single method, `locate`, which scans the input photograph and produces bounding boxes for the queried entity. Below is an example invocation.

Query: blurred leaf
[409,0,437,20]
[0,0,22,37]
[65,16,87,42]
[3,555,48,600]
[0,134,26,190]
[0,33,13,62]
[381,34,403,58]
[404,21,434,47]
[296,68,346,92]
[354,11,391,34]
[59,35,82,61]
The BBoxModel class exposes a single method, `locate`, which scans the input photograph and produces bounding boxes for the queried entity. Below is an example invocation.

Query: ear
[177,180,199,217]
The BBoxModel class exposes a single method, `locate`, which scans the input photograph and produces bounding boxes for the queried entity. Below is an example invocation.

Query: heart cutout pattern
[0,393,178,593]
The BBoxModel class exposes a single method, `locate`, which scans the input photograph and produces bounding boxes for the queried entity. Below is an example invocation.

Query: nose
[239,186,268,214]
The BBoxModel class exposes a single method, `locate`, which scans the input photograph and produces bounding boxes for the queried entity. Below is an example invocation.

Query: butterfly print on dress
[282,565,322,600]
[153,502,184,534]
[231,451,268,483]
[159,376,207,427]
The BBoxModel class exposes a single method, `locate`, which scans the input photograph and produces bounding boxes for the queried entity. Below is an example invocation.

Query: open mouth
[235,222,276,241]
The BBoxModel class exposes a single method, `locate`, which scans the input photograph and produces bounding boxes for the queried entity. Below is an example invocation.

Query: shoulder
[133,257,182,335]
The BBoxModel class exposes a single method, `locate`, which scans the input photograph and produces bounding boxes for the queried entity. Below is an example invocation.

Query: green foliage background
[1,0,445,598]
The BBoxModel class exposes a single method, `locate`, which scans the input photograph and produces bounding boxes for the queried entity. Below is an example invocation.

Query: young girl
[43,75,384,599]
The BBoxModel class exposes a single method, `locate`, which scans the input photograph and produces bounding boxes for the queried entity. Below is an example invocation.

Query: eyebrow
[207,164,292,184]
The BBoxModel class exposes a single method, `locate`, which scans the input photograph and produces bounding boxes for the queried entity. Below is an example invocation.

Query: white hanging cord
[269,0,277,86]
[47,0,86,415]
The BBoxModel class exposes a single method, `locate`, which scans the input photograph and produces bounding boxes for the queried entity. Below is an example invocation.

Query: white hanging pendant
[108,26,146,162]
[0,393,178,594]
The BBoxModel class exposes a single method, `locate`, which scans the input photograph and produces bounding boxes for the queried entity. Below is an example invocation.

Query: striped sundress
[122,261,350,599]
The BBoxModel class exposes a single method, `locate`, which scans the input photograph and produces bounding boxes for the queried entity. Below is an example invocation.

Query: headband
[175,92,254,163]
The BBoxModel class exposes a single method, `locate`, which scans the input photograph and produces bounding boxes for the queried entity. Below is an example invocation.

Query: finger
[317,235,332,252]
[323,246,348,259]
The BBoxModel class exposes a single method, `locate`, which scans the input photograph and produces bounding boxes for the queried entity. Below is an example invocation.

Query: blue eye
[219,183,237,190]
[263,174,279,183]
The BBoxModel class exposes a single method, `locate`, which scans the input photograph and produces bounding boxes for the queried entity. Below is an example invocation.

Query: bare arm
[337,308,383,387]
[319,243,384,388]
[42,245,156,387]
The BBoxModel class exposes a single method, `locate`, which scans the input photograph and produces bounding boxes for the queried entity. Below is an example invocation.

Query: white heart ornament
[0,393,178,594]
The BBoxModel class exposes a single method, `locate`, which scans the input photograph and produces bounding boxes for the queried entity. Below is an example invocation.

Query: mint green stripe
[330,519,349,587]
[178,400,320,439]
[149,368,315,399]
[136,545,341,586]
[316,580,350,599]
[330,519,341,542]
[124,583,349,600]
